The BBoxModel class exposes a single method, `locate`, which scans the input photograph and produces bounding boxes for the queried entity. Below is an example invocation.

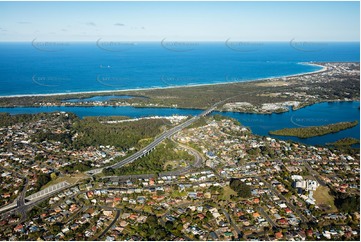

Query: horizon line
[0,40,360,43]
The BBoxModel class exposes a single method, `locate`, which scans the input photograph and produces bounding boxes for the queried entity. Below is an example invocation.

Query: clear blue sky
[0,1,359,41]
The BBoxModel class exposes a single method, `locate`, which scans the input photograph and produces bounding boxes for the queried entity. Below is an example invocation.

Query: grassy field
[313,186,338,213]
[221,185,237,200]
[41,173,88,190]
[163,160,187,170]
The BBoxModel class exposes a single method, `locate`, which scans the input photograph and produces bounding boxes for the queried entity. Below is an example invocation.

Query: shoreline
[0,62,327,99]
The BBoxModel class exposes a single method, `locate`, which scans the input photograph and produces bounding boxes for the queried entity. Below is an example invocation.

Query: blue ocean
[0,42,359,96]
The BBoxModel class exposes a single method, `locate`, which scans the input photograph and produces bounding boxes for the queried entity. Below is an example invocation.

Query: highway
[101,141,204,180]
[0,96,234,218]
[0,181,73,218]
[87,100,223,175]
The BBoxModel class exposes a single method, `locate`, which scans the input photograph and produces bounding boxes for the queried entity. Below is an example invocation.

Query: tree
[335,195,360,213]
[35,173,51,191]
[146,215,158,228]
[206,211,213,219]
[50,172,57,180]
[300,223,308,230]
[229,178,251,198]
[176,223,183,232]
[165,164,173,171]
[102,167,115,176]
[165,221,173,230]
[154,227,167,240]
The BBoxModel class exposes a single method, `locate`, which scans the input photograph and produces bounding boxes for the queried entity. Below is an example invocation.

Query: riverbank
[0,101,359,147]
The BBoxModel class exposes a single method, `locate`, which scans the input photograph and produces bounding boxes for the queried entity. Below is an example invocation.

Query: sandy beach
[0,62,327,99]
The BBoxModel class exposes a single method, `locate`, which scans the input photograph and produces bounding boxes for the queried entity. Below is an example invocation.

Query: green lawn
[221,185,237,200]
[41,173,88,190]
[313,186,338,213]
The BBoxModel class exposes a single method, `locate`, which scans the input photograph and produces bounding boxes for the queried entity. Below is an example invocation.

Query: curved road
[97,209,121,240]
[87,100,225,175]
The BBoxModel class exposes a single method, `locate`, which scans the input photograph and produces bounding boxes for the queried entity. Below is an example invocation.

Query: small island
[327,137,360,147]
[269,121,359,138]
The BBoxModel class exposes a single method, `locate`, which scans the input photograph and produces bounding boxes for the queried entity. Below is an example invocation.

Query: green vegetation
[72,117,171,150]
[327,137,360,147]
[269,121,358,138]
[103,140,194,176]
[187,116,207,129]
[120,214,170,240]
[94,116,129,122]
[220,185,237,201]
[0,113,35,127]
[60,160,93,173]
[334,194,360,214]
[27,173,51,195]
[0,112,77,127]
[313,186,337,213]
[32,131,73,147]
[229,178,252,198]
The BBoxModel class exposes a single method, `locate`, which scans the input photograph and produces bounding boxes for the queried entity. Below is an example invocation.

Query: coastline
[0,62,327,99]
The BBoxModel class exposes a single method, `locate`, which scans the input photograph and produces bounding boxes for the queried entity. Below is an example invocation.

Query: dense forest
[333,192,360,214]
[269,121,358,138]
[72,117,171,150]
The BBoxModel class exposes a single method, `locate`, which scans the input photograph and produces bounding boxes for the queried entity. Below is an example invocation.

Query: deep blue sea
[0,101,359,146]
[0,42,359,96]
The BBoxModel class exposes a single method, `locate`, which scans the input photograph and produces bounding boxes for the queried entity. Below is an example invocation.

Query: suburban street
[221,208,243,238]
[16,177,29,222]
[256,207,278,229]
[96,209,121,240]
[303,160,327,186]
[258,177,309,223]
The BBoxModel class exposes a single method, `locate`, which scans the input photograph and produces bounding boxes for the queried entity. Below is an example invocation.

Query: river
[0,101,359,146]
